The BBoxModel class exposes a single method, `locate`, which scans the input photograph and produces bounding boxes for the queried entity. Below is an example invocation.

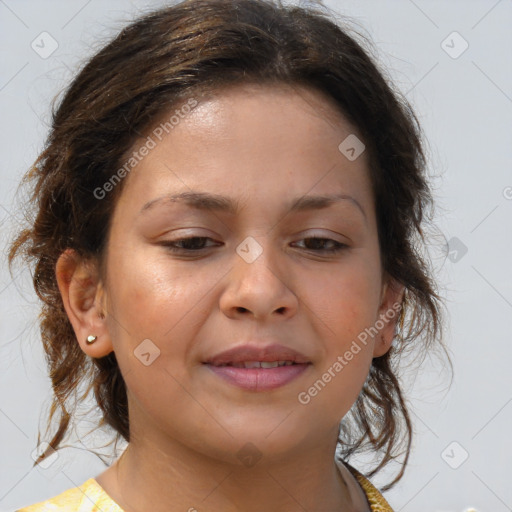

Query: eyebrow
[139,191,367,220]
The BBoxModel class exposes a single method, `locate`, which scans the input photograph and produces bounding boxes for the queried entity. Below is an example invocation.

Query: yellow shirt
[17,465,393,511]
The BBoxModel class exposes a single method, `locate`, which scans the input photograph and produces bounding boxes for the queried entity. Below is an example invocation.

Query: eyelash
[159,236,348,255]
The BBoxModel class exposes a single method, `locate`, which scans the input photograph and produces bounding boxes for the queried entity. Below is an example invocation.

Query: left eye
[292,237,347,253]
[160,236,346,254]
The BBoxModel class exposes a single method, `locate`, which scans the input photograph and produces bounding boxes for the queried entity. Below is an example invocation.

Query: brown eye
[160,237,220,252]
[293,237,347,253]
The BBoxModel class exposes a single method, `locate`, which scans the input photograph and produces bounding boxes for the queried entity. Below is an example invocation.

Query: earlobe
[372,277,405,358]
[55,248,113,358]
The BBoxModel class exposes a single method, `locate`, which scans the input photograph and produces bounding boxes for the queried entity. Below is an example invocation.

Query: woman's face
[97,84,400,463]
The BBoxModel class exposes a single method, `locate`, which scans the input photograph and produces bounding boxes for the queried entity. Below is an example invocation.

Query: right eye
[159,237,221,253]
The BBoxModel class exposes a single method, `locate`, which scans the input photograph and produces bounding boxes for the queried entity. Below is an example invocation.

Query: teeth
[243,361,262,369]
[217,361,296,368]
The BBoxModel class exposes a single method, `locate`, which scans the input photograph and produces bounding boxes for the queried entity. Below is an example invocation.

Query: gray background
[1,0,511,510]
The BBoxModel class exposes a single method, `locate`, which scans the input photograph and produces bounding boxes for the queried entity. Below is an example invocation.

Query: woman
[9,0,447,509]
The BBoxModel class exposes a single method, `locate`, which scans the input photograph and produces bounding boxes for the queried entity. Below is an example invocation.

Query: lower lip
[204,363,311,391]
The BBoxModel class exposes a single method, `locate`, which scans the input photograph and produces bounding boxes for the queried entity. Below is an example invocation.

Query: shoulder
[344,462,395,512]
[16,478,124,512]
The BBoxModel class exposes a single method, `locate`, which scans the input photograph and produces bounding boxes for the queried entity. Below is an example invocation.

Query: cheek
[299,260,380,404]
[304,258,382,338]
[104,256,203,430]
[106,249,210,334]
[104,249,227,389]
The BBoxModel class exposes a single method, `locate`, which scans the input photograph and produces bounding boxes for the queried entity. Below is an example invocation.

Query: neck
[96,426,362,511]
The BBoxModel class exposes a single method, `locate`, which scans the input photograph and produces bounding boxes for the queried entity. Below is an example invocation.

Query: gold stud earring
[86,335,98,344]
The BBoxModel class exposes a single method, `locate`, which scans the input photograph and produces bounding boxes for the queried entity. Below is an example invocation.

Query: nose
[219,240,299,322]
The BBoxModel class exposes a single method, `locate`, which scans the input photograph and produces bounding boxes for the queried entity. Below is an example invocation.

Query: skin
[56,83,403,512]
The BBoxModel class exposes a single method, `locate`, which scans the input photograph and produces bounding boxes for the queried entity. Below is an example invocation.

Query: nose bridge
[233,235,283,289]
[221,235,297,318]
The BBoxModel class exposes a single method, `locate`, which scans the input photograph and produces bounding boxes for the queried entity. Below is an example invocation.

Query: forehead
[183,82,356,138]
[113,83,372,218]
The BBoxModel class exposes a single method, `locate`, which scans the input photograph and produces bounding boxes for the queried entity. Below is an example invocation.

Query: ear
[372,276,405,358]
[55,248,113,358]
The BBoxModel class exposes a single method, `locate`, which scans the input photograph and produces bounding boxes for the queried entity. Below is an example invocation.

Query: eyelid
[297,229,352,245]
[158,232,350,256]
[159,228,349,243]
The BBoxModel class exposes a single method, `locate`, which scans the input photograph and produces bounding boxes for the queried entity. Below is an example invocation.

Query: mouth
[208,360,301,368]
[203,343,311,366]
[202,343,312,391]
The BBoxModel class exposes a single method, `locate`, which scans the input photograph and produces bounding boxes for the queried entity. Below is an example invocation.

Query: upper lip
[204,343,311,366]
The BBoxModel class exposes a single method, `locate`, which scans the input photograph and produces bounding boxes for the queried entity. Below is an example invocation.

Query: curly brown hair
[8,0,448,491]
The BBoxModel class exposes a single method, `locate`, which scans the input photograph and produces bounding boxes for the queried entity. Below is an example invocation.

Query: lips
[202,343,312,391]
[203,343,312,366]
